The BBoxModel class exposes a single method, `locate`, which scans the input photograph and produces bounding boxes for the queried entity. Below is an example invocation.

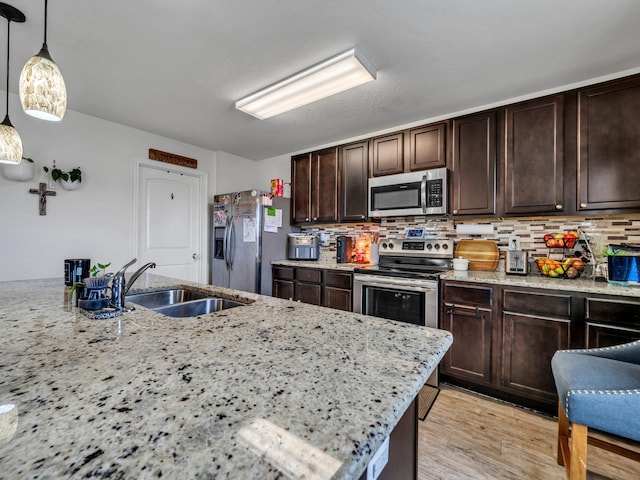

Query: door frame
[132,158,209,283]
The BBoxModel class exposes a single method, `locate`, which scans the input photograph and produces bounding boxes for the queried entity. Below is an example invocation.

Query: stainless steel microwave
[368,168,447,217]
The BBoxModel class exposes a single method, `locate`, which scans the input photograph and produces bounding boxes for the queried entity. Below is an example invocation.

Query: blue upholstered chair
[551,340,640,480]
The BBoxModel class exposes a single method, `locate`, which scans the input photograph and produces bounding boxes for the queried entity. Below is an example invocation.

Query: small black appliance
[64,258,90,286]
[336,236,354,263]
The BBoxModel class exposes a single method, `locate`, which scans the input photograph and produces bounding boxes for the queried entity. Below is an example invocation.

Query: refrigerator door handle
[223,216,230,270]
[228,217,236,270]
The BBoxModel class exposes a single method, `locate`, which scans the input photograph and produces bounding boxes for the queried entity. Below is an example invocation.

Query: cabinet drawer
[444,284,493,307]
[273,266,294,280]
[324,270,352,289]
[585,297,640,326]
[503,289,571,319]
[296,268,322,284]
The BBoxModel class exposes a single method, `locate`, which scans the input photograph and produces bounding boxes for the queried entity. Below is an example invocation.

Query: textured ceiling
[3,0,640,160]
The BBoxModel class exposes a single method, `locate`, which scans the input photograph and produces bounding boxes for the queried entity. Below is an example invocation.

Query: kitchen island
[0,274,451,479]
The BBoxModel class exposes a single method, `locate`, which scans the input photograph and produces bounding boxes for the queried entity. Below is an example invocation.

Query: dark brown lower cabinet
[501,288,572,404]
[272,266,353,311]
[272,266,294,300]
[584,296,640,348]
[441,280,640,414]
[359,398,417,480]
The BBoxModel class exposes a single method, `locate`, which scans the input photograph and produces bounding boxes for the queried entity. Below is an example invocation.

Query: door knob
[192,253,200,260]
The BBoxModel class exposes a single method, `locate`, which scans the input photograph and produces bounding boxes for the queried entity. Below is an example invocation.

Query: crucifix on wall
[29,183,57,216]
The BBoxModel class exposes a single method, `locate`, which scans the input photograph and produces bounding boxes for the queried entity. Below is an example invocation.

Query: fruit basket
[543,231,579,249]
[536,257,585,279]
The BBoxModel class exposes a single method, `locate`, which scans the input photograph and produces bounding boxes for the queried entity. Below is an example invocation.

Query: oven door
[353,274,437,328]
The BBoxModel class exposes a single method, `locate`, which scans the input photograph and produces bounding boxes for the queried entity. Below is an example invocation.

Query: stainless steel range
[353,236,453,386]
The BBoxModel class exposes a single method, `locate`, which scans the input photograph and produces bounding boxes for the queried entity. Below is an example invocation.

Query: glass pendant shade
[20,45,66,121]
[0,117,23,164]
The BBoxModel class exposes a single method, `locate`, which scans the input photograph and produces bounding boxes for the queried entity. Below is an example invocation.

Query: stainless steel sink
[153,297,246,317]
[126,288,210,308]
[126,288,248,317]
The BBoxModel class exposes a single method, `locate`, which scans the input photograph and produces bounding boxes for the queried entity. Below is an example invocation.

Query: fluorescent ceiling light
[236,47,376,120]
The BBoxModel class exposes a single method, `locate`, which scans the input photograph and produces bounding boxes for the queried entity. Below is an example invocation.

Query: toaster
[506,250,529,275]
[287,233,320,260]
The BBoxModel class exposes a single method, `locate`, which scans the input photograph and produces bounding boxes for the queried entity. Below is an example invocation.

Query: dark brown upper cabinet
[291,148,338,224]
[451,111,497,216]
[370,122,447,177]
[503,95,565,215]
[339,141,369,222]
[578,76,640,212]
[370,132,405,176]
[409,122,447,171]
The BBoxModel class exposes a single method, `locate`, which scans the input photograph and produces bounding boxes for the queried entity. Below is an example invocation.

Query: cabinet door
[501,313,569,404]
[504,95,564,214]
[295,282,322,305]
[441,304,493,385]
[371,132,405,176]
[578,76,640,211]
[291,153,312,223]
[451,112,497,216]
[273,280,294,300]
[409,123,447,171]
[312,148,339,223]
[324,287,352,311]
[584,296,640,348]
[339,141,369,222]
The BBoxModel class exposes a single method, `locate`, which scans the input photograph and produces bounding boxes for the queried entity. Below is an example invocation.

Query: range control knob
[434,244,441,250]
[388,243,394,249]
[426,243,433,249]
[442,243,449,250]
[381,243,388,249]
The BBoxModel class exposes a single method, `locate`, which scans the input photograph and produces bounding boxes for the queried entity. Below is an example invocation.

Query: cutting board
[454,240,500,271]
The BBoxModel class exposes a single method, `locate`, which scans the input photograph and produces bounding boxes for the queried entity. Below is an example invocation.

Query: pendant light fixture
[19,0,66,121]
[0,2,25,164]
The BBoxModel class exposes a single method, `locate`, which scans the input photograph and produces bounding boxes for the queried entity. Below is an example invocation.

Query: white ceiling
[4,0,640,160]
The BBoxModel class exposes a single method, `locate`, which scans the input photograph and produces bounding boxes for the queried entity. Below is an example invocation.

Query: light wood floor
[418,385,640,480]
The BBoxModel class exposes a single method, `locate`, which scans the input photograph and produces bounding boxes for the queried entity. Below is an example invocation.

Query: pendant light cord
[4,17,9,118]
[43,0,48,46]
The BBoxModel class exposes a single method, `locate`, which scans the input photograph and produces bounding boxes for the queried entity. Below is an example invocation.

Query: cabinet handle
[313,217,318,221]
[446,306,484,319]
[555,204,563,210]
[305,217,310,221]
[580,203,587,208]
[361,215,365,219]
[453,209,458,214]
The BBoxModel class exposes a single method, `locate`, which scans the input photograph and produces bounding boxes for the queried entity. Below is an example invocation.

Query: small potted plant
[2,156,35,182]
[43,164,82,190]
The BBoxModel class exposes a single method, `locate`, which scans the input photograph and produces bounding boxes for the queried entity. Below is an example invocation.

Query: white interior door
[137,164,202,282]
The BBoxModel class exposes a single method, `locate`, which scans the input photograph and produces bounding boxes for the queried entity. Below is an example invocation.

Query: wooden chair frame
[557,401,640,480]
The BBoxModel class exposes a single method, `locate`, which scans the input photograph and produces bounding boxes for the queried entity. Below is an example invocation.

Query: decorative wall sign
[148,149,197,169]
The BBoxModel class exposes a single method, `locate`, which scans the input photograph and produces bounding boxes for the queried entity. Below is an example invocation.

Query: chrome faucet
[110,258,156,309]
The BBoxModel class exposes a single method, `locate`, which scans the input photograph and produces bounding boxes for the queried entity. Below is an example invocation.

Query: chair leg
[569,423,588,480]
[557,401,569,466]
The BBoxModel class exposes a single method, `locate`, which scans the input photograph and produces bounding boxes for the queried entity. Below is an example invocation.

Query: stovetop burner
[354,238,454,280]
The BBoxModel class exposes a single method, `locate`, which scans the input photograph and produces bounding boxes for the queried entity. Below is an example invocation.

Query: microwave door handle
[421,175,428,213]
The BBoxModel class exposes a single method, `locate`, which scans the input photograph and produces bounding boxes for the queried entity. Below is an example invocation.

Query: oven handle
[353,275,437,291]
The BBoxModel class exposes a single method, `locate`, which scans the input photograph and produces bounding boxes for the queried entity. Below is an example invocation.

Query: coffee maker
[336,236,354,263]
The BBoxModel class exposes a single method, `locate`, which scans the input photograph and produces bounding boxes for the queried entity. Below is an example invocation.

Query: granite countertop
[272,259,371,272]
[441,270,640,298]
[0,274,451,479]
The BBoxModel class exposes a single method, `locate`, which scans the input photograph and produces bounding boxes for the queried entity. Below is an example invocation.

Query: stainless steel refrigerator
[209,190,297,296]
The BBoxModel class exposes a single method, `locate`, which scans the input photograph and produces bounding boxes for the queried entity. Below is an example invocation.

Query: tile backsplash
[301,214,640,264]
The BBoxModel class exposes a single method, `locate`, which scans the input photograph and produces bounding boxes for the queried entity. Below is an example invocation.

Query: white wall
[0,92,216,281]
[213,151,263,195]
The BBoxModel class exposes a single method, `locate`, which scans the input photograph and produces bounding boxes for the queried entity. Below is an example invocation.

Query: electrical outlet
[508,235,521,251]
[366,436,389,480]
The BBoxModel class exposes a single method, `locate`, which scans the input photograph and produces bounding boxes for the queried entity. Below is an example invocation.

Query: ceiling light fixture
[19,0,66,122]
[235,47,376,120]
[0,2,25,165]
